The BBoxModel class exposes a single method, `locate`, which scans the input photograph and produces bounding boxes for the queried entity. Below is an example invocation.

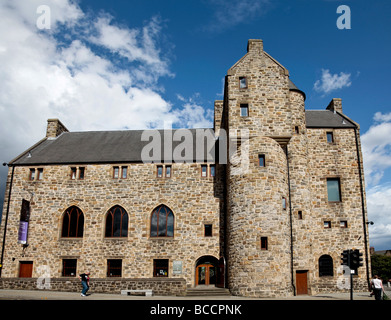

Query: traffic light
[350,249,363,269]
[341,249,350,266]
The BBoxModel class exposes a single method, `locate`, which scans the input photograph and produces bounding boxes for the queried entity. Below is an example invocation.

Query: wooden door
[196,264,216,286]
[19,261,33,278]
[296,270,308,295]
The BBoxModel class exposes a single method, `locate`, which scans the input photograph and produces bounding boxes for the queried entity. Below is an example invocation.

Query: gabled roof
[10,129,217,166]
[305,110,356,128]
[10,110,357,166]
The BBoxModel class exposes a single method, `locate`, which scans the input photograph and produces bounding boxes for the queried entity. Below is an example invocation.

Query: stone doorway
[195,256,218,287]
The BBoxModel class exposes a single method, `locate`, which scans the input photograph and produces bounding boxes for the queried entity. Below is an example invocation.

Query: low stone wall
[0,277,187,296]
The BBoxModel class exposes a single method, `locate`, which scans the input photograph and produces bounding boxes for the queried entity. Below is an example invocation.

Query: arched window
[319,255,334,277]
[61,206,84,238]
[150,205,174,237]
[105,206,128,237]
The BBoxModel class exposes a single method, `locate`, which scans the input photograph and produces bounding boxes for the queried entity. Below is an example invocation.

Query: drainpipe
[285,145,296,296]
[353,127,370,288]
[0,163,15,278]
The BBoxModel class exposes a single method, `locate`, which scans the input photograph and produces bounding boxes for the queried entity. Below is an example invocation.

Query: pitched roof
[10,110,357,166]
[305,110,356,128]
[10,129,217,165]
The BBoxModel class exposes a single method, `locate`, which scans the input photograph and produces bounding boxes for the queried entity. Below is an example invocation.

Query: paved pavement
[0,288,386,300]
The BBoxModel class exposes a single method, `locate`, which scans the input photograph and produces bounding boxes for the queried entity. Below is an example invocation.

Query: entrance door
[196,264,216,286]
[19,261,33,278]
[296,270,308,295]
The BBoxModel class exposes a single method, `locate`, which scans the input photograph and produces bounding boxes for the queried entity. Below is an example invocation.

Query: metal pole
[0,164,15,277]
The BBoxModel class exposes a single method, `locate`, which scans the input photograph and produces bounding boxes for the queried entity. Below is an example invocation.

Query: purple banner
[18,221,29,244]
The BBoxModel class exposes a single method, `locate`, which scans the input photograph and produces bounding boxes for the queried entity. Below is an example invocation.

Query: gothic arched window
[61,206,84,238]
[105,206,128,237]
[319,255,334,277]
[150,205,174,237]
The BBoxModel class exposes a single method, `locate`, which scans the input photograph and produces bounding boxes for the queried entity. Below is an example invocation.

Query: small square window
[210,165,216,177]
[327,132,334,143]
[340,221,348,228]
[298,211,303,220]
[29,168,35,180]
[165,165,171,178]
[70,167,77,180]
[113,166,119,179]
[258,154,266,167]
[37,168,43,180]
[201,164,207,177]
[324,221,331,229]
[78,167,85,180]
[204,224,212,237]
[107,259,122,277]
[121,166,127,179]
[282,197,287,210]
[62,259,77,277]
[154,259,169,277]
[240,104,248,117]
[239,77,247,89]
[261,237,268,250]
[157,165,163,178]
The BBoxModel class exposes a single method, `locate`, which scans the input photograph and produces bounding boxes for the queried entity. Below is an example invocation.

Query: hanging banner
[18,199,30,244]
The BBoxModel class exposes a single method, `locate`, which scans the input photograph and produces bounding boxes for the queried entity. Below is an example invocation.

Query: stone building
[0,39,370,297]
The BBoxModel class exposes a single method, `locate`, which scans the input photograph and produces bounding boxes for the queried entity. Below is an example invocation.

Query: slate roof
[10,129,217,165]
[10,110,357,166]
[305,110,356,128]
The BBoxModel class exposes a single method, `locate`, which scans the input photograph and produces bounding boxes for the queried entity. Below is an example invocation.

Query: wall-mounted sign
[173,261,182,274]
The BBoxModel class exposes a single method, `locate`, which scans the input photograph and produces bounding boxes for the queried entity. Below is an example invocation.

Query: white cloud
[205,0,271,33]
[367,183,391,250]
[361,112,391,250]
[313,69,352,95]
[361,112,391,186]
[0,0,213,212]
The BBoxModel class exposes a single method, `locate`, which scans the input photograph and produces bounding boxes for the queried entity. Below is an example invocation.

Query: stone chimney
[247,39,263,54]
[46,118,69,138]
[214,100,223,134]
[326,98,343,114]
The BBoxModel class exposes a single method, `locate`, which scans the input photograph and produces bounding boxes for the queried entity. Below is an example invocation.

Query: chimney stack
[326,98,343,114]
[46,119,69,138]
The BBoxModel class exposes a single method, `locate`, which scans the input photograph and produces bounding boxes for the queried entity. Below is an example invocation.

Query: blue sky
[0,0,391,249]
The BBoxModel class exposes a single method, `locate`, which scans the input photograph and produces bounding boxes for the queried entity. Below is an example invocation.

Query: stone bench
[121,289,153,297]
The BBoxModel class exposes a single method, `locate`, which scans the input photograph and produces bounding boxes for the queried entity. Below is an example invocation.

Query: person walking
[370,275,384,300]
[79,271,90,297]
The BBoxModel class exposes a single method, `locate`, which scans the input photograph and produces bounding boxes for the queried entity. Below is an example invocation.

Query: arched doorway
[195,256,218,287]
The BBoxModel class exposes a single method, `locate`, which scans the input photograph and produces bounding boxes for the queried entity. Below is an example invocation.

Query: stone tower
[221,39,308,297]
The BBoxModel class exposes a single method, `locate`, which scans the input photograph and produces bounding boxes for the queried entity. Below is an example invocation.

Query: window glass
[319,255,334,276]
[62,206,84,237]
[201,165,207,177]
[327,178,341,201]
[62,259,77,277]
[37,168,43,180]
[105,206,128,237]
[29,169,35,180]
[240,104,248,117]
[121,166,127,179]
[239,77,247,88]
[151,205,174,237]
[107,259,122,277]
[154,259,168,277]
[327,132,334,143]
